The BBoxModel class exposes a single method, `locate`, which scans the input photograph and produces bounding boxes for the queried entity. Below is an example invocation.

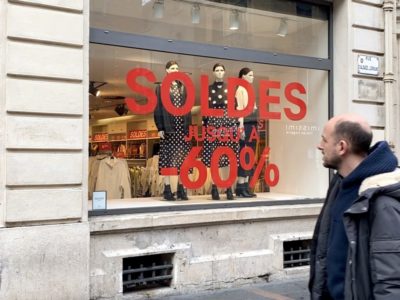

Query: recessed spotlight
[153,0,164,19]
[277,18,288,37]
[229,10,239,30]
[191,4,200,24]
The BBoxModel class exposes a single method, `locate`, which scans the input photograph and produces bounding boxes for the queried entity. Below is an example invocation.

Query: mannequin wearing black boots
[163,183,188,201]
[235,67,257,198]
[202,63,239,201]
[154,60,192,201]
[211,184,234,201]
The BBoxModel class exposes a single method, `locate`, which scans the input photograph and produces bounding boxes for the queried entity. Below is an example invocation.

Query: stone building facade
[0,0,399,299]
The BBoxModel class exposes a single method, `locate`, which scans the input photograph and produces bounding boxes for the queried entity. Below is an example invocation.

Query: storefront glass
[91,0,329,58]
[89,0,331,210]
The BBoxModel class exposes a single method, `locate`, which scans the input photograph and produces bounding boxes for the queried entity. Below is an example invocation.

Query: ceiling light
[191,4,200,24]
[89,82,101,97]
[153,0,164,19]
[277,18,288,37]
[229,10,239,30]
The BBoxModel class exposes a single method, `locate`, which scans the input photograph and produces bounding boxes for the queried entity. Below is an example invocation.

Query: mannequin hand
[158,131,165,139]
[239,126,245,140]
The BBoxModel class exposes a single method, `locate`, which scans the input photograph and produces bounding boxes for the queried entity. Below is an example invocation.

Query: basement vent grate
[283,239,311,268]
[123,253,174,293]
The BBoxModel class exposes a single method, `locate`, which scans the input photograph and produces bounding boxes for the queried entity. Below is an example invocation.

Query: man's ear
[337,139,349,155]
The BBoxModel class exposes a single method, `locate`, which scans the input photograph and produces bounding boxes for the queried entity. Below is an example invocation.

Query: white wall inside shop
[269,68,329,198]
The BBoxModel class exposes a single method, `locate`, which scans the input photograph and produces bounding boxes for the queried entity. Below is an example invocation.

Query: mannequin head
[212,63,225,81]
[238,67,254,84]
[165,60,179,73]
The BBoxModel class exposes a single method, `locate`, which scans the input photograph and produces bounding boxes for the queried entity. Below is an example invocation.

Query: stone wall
[89,204,320,300]
[0,1,90,299]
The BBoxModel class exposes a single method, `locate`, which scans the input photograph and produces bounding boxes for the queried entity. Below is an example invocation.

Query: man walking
[309,113,400,299]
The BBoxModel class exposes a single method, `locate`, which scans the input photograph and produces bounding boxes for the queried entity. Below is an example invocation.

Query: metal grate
[123,253,174,293]
[283,239,311,268]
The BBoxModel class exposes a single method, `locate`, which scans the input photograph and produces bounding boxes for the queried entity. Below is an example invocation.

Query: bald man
[309,114,400,300]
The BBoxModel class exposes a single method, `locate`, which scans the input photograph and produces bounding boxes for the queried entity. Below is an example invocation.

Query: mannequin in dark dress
[154,60,192,201]
[202,63,239,200]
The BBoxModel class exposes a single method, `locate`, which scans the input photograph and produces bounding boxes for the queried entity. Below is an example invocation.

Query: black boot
[177,184,188,201]
[226,187,234,200]
[163,184,176,201]
[211,184,220,200]
[244,182,256,197]
[235,183,253,198]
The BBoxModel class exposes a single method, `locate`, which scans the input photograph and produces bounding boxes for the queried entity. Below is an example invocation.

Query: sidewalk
[157,276,309,300]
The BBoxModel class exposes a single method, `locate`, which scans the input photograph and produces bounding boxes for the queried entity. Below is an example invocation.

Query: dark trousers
[238,123,258,177]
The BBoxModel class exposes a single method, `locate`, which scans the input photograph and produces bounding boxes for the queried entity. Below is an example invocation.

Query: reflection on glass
[90,0,329,58]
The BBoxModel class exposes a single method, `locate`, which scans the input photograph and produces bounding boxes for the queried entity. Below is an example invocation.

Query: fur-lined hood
[359,168,400,194]
[345,168,400,217]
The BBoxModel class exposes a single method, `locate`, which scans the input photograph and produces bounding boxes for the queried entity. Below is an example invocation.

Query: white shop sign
[92,191,107,210]
[357,55,379,76]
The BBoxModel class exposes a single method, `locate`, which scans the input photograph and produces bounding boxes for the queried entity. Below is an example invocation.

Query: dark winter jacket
[154,83,192,134]
[309,141,400,299]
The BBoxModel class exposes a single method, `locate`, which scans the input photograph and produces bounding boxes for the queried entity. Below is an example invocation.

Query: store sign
[124,68,309,189]
[128,129,147,139]
[357,55,379,76]
[92,132,108,142]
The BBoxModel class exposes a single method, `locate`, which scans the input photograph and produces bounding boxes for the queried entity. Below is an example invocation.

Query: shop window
[89,0,331,211]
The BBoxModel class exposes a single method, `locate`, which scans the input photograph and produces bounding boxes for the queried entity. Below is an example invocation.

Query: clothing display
[89,155,131,200]
[154,82,192,174]
[129,166,144,197]
[202,81,239,168]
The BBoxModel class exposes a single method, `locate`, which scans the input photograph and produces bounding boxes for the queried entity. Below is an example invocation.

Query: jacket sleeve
[154,84,164,131]
[369,195,400,299]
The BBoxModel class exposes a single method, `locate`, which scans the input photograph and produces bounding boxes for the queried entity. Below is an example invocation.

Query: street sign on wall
[357,55,379,76]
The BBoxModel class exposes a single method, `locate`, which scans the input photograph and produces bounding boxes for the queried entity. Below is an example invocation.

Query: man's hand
[158,131,165,139]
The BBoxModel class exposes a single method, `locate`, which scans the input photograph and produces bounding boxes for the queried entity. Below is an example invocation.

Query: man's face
[317,121,342,169]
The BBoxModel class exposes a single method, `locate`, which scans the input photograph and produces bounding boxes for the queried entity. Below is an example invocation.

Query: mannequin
[154,60,192,201]
[235,67,257,197]
[202,63,239,200]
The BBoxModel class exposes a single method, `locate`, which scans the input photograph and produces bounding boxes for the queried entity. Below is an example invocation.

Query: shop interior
[89,0,330,210]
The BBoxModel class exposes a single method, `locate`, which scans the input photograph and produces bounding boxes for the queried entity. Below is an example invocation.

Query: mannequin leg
[244,176,256,197]
[163,176,175,201]
[220,166,234,200]
[208,167,220,200]
[235,175,253,198]
[177,176,188,201]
